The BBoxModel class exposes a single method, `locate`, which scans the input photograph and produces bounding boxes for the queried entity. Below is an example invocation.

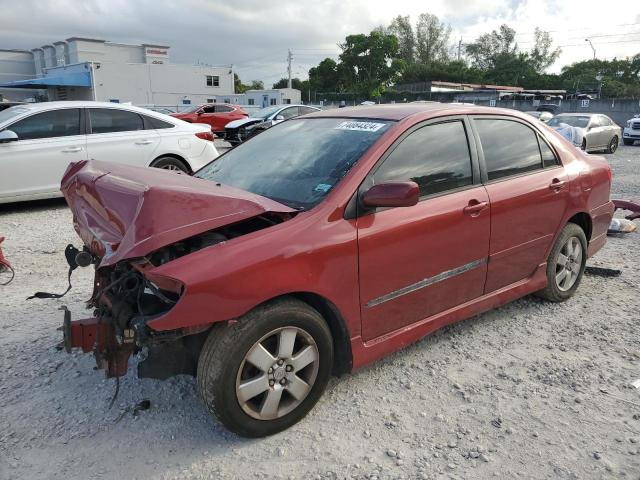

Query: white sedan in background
[0,101,218,204]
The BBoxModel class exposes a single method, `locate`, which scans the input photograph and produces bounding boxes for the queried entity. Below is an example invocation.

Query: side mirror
[0,130,18,143]
[274,115,285,121]
[361,181,420,209]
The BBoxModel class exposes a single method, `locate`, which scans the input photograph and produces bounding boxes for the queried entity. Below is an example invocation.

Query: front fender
[144,213,362,338]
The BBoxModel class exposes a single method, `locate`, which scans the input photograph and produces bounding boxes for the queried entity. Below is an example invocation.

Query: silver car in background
[547,113,621,153]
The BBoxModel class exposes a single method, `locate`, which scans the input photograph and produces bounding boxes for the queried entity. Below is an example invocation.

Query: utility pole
[457,38,462,62]
[585,38,596,60]
[287,49,293,89]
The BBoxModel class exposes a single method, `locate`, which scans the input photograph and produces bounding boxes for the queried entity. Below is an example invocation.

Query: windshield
[249,106,282,119]
[0,106,30,125]
[548,116,590,128]
[196,117,393,210]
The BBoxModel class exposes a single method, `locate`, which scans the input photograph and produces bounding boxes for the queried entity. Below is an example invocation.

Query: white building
[0,49,38,101]
[0,37,235,105]
[242,88,302,108]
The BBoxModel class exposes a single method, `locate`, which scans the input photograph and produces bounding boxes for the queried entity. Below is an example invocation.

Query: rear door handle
[463,200,488,216]
[62,146,82,153]
[549,178,566,191]
[135,140,153,145]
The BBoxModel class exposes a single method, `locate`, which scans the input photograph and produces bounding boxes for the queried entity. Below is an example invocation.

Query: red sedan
[171,103,247,134]
[58,104,613,437]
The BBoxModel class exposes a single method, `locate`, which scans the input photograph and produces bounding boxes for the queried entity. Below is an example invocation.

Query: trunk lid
[61,160,295,267]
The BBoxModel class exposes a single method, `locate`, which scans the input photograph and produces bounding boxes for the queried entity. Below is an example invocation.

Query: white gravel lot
[0,145,639,480]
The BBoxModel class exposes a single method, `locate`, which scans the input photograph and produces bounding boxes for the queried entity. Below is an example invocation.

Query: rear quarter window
[475,119,543,181]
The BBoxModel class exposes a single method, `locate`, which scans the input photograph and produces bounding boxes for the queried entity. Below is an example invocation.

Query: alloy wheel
[555,236,583,291]
[160,164,182,171]
[235,327,319,420]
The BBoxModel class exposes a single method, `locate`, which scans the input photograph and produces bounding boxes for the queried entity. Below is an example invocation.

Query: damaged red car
[58,104,614,437]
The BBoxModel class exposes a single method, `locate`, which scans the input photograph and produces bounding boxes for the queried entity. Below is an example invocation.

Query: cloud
[0,0,638,85]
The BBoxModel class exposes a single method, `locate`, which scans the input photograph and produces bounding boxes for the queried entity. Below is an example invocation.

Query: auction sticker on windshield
[335,121,386,132]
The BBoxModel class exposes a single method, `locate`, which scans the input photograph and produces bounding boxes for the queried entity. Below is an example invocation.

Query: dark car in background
[0,102,24,112]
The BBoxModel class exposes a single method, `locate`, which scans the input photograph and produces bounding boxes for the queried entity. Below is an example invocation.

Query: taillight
[195,131,214,141]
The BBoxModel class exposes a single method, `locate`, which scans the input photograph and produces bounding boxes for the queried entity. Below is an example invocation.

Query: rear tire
[151,156,190,173]
[197,298,333,437]
[606,136,618,154]
[536,223,587,302]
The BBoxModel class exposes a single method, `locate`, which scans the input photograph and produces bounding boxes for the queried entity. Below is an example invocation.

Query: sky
[0,0,639,86]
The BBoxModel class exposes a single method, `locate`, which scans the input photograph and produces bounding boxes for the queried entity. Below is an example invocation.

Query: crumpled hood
[225,118,264,129]
[60,160,295,267]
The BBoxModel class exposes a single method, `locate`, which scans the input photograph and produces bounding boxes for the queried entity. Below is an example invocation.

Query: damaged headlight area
[60,213,292,380]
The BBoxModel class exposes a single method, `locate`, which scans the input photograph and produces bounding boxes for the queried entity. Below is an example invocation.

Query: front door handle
[463,200,488,216]
[135,140,153,145]
[549,178,566,191]
[62,146,82,153]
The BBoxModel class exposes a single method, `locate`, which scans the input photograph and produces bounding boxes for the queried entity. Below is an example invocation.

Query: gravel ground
[1,145,639,480]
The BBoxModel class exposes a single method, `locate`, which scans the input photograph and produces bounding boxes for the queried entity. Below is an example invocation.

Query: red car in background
[171,103,247,134]
[57,104,613,437]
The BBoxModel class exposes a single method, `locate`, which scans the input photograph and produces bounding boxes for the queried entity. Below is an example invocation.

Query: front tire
[197,299,333,437]
[536,223,587,302]
[623,138,634,146]
[151,156,190,173]
[606,136,618,154]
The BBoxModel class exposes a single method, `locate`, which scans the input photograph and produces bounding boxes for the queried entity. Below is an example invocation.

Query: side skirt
[350,263,548,370]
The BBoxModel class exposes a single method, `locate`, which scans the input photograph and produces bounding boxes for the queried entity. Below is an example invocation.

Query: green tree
[248,80,264,90]
[387,15,415,63]
[465,24,518,71]
[308,58,339,92]
[415,13,451,64]
[528,28,561,71]
[234,73,247,93]
[338,30,404,98]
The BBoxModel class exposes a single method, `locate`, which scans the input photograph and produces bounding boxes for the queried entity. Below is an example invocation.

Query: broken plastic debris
[607,218,637,234]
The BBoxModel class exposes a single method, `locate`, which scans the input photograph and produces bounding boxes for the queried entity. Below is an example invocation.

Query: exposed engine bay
[60,212,293,380]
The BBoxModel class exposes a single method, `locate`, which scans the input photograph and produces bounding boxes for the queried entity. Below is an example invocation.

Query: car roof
[3,101,184,121]
[555,113,596,117]
[306,103,515,121]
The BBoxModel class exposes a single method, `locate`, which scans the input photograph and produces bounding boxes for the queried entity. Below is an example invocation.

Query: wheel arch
[567,211,592,241]
[253,292,353,376]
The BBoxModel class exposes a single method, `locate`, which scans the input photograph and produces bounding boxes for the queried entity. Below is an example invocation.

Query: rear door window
[142,115,174,130]
[8,109,81,140]
[373,120,473,196]
[89,109,144,134]
[280,107,300,120]
[215,105,233,113]
[538,137,558,168]
[475,119,543,181]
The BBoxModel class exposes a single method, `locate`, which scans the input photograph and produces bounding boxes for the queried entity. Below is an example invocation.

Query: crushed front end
[56,159,296,380]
